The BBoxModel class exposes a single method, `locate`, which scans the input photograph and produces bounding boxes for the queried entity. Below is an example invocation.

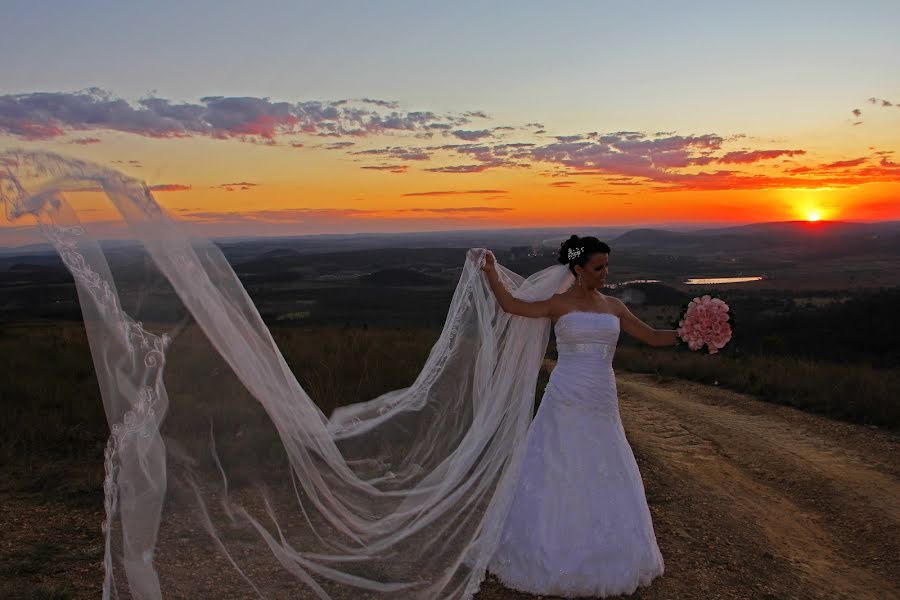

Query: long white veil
[1,150,574,599]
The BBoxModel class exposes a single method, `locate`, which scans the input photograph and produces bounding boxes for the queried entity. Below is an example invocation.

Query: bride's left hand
[480,250,496,273]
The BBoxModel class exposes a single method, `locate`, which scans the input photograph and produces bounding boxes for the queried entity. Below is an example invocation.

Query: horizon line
[2,217,898,252]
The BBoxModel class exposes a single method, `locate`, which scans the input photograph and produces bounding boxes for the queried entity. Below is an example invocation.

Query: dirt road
[4,372,898,599]
[478,370,900,600]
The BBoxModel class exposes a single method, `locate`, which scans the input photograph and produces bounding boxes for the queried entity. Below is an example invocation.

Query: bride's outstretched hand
[480,250,496,273]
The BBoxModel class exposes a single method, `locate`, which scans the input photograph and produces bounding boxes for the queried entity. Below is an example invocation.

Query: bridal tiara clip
[567,247,584,261]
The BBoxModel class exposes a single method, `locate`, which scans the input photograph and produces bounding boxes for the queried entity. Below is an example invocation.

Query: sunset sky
[1,0,899,246]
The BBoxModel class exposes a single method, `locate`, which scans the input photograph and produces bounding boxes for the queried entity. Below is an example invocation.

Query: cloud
[0,88,474,141]
[852,108,862,117]
[185,208,363,222]
[113,159,143,168]
[360,164,408,173]
[867,97,895,107]
[179,205,511,223]
[528,134,720,178]
[649,161,900,192]
[585,190,630,196]
[713,149,806,164]
[820,157,868,169]
[358,98,400,108]
[424,161,513,173]
[6,86,891,195]
[395,206,511,213]
[521,133,895,191]
[70,137,101,145]
[11,120,65,138]
[210,181,260,191]
[350,146,432,161]
[401,189,507,197]
[856,154,900,174]
[216,181,259,188]
[783,157,868,174]
[415,142,534,173]
[323,141,355,150]
[451,129,493,141]
[449,143,515,162]
[149,184,191,192]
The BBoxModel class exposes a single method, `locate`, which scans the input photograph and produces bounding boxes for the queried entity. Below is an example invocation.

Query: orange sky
[2,108,899,248]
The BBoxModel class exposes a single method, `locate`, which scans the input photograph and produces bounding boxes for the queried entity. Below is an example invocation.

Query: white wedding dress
[486,311,665,597]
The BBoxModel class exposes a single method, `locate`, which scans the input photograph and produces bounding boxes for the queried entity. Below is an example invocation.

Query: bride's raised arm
[479,250,554,319]
[610,297,679,347]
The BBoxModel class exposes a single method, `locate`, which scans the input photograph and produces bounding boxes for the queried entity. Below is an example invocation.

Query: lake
[604,279,661,289]
[685,276,763,285]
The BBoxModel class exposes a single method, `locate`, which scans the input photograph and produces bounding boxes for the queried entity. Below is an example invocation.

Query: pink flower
[677,295,733,354]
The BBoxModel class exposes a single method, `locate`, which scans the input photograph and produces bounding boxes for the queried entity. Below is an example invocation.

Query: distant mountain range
[610,220,900,257]
[1,220,898,262]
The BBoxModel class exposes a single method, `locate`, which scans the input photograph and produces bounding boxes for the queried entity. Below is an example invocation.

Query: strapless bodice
[545,311,621,417]
[553,311,620,360]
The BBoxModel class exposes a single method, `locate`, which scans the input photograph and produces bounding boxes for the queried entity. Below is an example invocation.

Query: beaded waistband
[556,342,615,357]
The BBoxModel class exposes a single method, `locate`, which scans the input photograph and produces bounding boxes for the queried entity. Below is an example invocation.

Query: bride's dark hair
[557,235,611,275]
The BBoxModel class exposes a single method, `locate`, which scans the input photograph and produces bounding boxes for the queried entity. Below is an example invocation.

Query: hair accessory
[567,246,584,261]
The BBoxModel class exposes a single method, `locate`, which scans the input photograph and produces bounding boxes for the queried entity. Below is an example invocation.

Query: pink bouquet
[677,295,732,354]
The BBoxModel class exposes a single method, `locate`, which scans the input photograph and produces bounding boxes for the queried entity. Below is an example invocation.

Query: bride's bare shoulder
[600,294,627,316]
[546,292,573,319]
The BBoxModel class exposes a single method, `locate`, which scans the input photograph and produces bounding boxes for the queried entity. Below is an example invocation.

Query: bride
[3,151,674,599]
[479,236,671,597]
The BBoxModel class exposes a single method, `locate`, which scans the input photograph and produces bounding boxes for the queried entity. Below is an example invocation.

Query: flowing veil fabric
[1,150,575,599]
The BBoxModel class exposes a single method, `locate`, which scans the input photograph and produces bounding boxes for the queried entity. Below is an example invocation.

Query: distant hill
[261,248,302,259]
[0,253,65,271]
[358,268,445,286]
[611,220,900,257]
[694,220,900,237]
[234,252,305,274]
[9,262,60,272]
[611,228,695,246]
[0,260,71,285]
[216,226,633,263]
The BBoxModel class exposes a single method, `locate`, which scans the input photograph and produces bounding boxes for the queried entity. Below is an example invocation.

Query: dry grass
[4,320,897,482]
[613,345,900,428]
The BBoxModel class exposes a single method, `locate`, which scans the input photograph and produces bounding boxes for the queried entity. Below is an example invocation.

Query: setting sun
[807,212,821,222]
